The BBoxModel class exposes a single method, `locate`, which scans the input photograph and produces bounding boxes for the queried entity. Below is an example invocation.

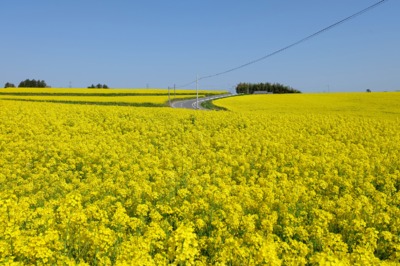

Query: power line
[176,0,388,88]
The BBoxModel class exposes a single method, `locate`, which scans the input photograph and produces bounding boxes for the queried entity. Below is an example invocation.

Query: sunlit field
[215,92,400,119]
[0,92,399,265]
[0,88,225,107]
[0,88,225,95]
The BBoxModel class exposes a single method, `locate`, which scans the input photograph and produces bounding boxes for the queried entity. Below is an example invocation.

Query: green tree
[4,82,16,88]
[18,79,47,88]
[236,82,301,94]
[88,84,109,89]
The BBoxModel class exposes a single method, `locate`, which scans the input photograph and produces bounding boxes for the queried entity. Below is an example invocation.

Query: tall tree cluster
[236,82,301,94]
[88,84,109,89]
[18,79,47,88]
[4,82,15,88]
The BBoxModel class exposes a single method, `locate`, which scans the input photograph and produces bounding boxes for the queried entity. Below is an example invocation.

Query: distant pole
[174,84,176,100]
[69,81,72,88]
[196,75,199,109]
[168,86,171,106]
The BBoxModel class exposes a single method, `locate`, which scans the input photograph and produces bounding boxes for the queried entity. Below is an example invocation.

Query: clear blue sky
[1,0,399,92]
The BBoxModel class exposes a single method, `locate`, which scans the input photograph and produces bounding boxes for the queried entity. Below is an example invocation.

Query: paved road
[171,94,231,110]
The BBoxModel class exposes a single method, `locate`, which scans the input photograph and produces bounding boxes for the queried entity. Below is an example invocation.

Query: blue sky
[1,0,398,92]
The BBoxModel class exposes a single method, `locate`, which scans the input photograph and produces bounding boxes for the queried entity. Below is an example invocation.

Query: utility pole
[196,75,199,109]
[168,86,171,106]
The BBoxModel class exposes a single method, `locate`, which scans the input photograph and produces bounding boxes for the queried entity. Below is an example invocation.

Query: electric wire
[176,0,388,88]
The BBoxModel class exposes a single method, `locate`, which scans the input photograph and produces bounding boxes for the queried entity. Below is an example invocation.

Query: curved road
[171,94,231,110]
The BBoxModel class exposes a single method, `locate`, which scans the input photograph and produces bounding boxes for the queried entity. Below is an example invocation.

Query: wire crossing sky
[1,0,399,92]
[178,0,389,88]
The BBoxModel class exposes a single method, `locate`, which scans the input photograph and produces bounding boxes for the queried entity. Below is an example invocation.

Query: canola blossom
[0,88,224,107]
[215,92,400,119]
[0,92,399,265]
[0,88,225,96]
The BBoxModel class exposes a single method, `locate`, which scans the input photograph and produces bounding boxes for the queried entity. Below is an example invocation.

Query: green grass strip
[0,98,167,107]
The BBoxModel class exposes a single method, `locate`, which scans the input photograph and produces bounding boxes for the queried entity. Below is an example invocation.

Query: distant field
[0,88,225,106]
[214,92,400,119]
[0,92,399,264]
[0,88,226,96]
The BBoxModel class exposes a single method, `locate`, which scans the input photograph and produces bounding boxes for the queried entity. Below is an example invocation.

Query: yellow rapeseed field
[0,88,221,107]
[215,92,400,119]
[0,88,225,95]
[0,92,399,265]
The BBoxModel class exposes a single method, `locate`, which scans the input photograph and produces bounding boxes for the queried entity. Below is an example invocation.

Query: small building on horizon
[253,91,274,94]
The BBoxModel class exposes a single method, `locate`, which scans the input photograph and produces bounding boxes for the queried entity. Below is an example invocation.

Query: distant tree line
[236,82,301,94]
[88,84,109,89]
[4,79,48,88]
[3,80,110,89]
[4,82,15,88]
[18,79,47,88]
